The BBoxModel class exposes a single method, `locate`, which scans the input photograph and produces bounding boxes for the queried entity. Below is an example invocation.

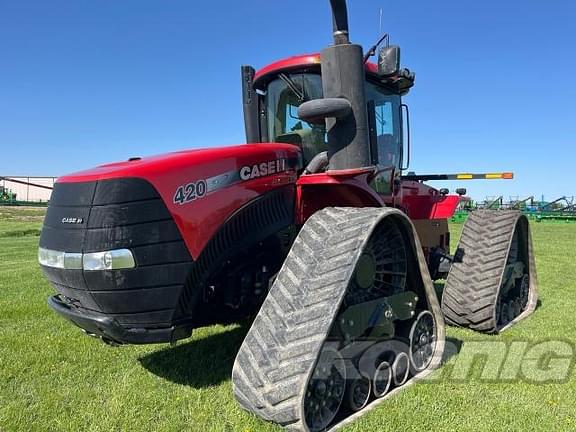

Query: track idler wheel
[304,348,346,431]
[409,311,437,373]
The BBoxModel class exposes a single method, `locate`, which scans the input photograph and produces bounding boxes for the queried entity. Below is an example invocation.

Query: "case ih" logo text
[61,217,84,224]
[240,159,287,181]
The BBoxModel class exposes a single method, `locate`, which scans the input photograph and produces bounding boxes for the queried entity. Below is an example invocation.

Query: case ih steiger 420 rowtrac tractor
[38,1,538,430]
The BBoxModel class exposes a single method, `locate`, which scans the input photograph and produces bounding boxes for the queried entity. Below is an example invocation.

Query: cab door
[366,81,404,201]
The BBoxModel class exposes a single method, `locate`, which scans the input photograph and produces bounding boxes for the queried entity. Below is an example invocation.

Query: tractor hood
[54,143,302,258]
[59,144,301,184]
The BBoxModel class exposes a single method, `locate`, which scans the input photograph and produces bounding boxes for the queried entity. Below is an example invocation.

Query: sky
[1,0,575,201]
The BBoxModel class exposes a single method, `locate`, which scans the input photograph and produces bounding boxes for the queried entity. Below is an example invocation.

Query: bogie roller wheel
[519,275,530,310]
[442,210,538,333]
[392,352,410,386]
[512,299,522,318]
[505,301,516,323]
[232,207,445,431]
[344,376,371,412]
[372,361,392,398]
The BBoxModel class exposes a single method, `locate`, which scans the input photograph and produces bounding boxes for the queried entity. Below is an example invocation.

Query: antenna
[379,8,383,35]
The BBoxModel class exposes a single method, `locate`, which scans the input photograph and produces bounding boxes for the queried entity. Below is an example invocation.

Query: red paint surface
[58,144,301,259]
[397,180,460,219]
[296,168,385,223]
[254,53,378,86]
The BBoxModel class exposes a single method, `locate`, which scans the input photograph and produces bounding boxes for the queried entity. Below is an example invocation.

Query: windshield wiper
[278,73,306,102]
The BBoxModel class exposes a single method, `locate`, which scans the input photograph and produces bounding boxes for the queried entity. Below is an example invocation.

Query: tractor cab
[242,52,415,196]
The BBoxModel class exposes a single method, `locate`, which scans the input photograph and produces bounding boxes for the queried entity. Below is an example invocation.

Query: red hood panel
[57,143,301,258]
[59,144,300,183]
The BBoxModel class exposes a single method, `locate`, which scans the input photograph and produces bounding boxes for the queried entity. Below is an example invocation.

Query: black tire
[441,210,538,333]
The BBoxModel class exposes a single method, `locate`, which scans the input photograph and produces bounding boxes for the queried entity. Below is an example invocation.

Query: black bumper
[48,295,192,345]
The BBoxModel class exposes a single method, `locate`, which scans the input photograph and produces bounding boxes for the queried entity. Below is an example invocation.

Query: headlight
[39,247,135,271]
[83,249,135,271]
[38,248,65,269]
[64,252,83,269]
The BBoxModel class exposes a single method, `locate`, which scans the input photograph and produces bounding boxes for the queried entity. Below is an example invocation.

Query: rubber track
[232,207,445,431]
[441,210,538,333]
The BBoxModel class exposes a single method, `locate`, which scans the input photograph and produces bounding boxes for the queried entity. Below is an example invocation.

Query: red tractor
[39,1,537,430]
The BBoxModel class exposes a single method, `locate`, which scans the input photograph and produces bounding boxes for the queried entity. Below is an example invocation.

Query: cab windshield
[266,73,327,164]
[265,72,402,168]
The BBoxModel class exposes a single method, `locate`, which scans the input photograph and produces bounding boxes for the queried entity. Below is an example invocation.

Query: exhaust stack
[320,0,370,171]
[298,0,371,171]
[330,0,350,45]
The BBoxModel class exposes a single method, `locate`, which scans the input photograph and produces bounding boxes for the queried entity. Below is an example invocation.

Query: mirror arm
[363,33,389,63]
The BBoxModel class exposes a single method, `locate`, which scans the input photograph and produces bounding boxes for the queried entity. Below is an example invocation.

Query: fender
[295,167,385,223]
[398,180,460,220]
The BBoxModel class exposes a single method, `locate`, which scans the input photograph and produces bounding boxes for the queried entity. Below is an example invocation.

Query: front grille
[40,178,193,327]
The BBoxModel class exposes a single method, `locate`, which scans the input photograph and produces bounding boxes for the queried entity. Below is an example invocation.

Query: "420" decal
[173,179,207,205]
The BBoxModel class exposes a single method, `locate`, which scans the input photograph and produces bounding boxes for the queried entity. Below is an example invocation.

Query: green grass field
[0,207,575,432]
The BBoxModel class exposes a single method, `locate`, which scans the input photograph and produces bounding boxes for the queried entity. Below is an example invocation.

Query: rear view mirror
[378,45,401,77]
[297,98,352,125]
